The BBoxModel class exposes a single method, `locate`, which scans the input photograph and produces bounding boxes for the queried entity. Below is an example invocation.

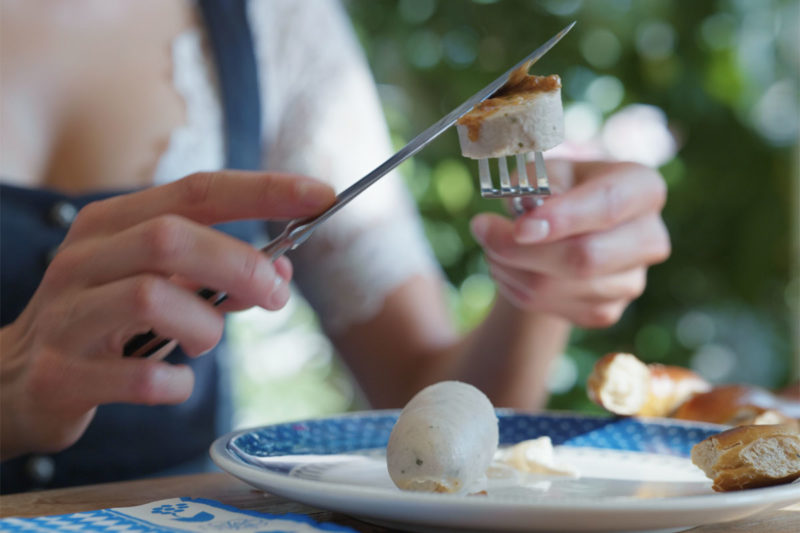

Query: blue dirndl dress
[0,0,265,493]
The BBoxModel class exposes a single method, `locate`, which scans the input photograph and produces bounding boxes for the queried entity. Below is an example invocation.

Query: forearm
[333,276,570,409]
[453,295,571,409]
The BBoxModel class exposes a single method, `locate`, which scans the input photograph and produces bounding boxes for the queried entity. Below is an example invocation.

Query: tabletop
[1,471,798,532]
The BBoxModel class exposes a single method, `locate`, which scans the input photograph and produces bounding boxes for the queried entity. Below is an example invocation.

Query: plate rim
[210,409,800,514]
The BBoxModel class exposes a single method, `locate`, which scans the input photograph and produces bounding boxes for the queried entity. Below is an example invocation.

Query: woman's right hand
[0,171,335,460]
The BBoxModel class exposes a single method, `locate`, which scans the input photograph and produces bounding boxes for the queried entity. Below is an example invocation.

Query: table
[1,472,798,532]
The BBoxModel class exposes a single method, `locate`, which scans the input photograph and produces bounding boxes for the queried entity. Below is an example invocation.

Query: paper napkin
[0,497,357,532]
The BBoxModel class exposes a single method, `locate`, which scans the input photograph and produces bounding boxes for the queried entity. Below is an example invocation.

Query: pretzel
[586,352,711,417]
[691,424,800,491]
[779,382,800,401]
[673,384,800,425]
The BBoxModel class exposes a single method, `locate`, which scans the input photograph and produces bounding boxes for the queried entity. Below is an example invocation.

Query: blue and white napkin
[0,497,357,532]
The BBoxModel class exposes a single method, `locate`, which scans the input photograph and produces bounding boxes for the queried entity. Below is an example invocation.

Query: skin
[0,172,336,459]
[335,159,669,408]
[0,1,670,460]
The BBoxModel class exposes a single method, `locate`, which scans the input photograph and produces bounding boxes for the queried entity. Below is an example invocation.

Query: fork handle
[121,230,295,359]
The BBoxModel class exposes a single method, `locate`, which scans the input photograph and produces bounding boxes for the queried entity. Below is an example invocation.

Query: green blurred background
[229,0,799,428]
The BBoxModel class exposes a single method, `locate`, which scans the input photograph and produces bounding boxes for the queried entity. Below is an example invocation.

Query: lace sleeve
[248,0,440,334]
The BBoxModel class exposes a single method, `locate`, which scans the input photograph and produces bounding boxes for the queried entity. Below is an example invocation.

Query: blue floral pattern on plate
[230,411,722,465]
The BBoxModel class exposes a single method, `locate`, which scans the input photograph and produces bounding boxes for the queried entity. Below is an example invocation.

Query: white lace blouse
[152,0,439,334]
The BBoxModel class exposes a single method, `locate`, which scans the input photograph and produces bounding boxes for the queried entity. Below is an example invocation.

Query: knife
[123,21,576,358]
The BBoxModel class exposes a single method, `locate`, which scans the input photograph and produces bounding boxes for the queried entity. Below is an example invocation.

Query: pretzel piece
[673,384,800,425]
[587,353,711,417]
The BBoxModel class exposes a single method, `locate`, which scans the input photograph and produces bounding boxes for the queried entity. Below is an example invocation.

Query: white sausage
[386,381,499,493]
[456,87,564,159]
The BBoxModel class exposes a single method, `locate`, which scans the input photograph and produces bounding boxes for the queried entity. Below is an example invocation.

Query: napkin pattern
[0,497,357,532]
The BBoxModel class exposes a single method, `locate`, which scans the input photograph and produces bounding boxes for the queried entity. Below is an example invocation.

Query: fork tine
[516,154,530,188]
[478,158,492,192]
[533,151,550,195]
[498,156,512,192]
[473,153,552,199]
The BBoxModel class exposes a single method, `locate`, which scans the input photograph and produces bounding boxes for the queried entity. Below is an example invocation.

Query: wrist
[493,292,572,333]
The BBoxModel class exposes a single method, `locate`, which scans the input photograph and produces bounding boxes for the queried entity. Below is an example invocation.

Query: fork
[122,22,575,359]
[478,150,551,215]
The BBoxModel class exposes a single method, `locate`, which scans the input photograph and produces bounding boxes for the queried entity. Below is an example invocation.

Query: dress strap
[197,0,262,170]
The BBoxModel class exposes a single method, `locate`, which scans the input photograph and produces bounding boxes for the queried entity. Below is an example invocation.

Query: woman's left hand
[470,159,671,328]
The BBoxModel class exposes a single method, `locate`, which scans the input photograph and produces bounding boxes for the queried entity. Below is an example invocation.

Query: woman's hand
[0,171,335,459]
[471,159,670,327]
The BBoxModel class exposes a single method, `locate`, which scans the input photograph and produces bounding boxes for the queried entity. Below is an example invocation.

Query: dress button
[49,201,78,228]
[26,455,55,485]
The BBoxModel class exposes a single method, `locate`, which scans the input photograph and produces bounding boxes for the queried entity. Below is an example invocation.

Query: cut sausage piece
[456,74,564,159]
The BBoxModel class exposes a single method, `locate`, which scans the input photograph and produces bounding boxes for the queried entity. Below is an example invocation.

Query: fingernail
[471,217,489,244]
[267,276,290,309]
[256,258,279,285]
[274,256,293,281]
[515,219,550,244]
[152,366,172,390]
[153,365,194,401]
[297,180,334,208]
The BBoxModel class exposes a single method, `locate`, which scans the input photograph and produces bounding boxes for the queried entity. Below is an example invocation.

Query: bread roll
[456,74,564,159]
[691,424,800,491]
[386,381,499,493]
[586,352,711,417]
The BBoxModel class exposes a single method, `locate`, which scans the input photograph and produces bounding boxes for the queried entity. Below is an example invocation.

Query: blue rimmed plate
[210,411,800,532]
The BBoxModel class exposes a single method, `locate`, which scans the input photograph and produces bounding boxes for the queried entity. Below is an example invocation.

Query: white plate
[210,410,800,532]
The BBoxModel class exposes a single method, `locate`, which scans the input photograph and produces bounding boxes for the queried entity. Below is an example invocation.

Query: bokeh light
[580,28,622,69]
[458,273,496,328]
[676,311,716,349]
[231,0,799,424]
[405,29,442,68]
[564,102,602,142]
[751,79,799,146]
[547,354,579,394]
[541,0,582,17]
[690,343,737,383]
[443,26,479,68]
[635,20,677,61]
[398,0,437,24]
[229,297,354,428]
[433,158,474,214]
[601,104,677,167]
[699,12,737,51]
[424,219,464,267]
[585,75,625,113]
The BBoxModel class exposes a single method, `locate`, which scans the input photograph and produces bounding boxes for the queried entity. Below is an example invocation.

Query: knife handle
[122,288,228,358]
[121,226,298,359]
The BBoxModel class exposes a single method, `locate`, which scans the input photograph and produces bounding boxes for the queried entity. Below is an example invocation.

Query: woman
[0,0,669,492]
